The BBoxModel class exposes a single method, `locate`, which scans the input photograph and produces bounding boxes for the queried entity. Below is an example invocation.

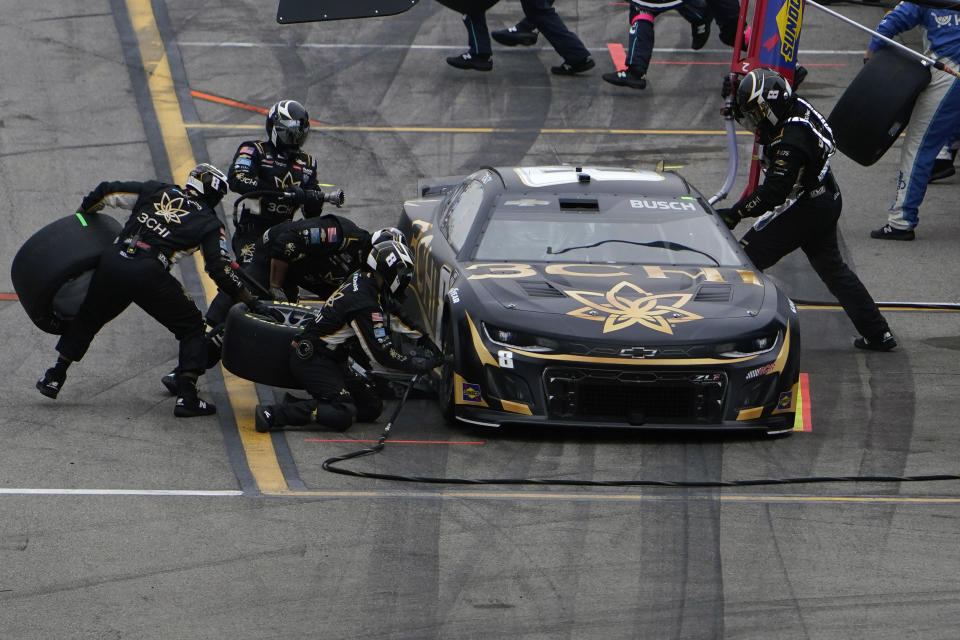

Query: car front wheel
[437,320,457,424]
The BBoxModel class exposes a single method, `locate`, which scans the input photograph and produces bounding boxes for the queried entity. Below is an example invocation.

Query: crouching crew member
[254,240,444,432]
[36,164,272,416]
[715,69,896,351]
[261,215,375,303]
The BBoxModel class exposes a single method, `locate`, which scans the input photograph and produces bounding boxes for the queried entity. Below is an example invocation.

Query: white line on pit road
[176,42,866,56]
[0,488,244,497]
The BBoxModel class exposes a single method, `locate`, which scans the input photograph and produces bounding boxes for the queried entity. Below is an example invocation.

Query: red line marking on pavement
[190,90,268,115]
[305,439,485,444]
[605,44,843,69]
[189,90,326,126]
[0,293,18,300]
[607,42,627,71]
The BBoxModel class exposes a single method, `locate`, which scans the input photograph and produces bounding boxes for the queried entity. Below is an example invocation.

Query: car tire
[221,300,319,388]
[437,319,458,425]
[828,46,931,166]
[11,213,122,334]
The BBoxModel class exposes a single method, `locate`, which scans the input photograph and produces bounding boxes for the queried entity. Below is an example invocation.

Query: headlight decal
[769,320,792,375]
[466,312,499,368]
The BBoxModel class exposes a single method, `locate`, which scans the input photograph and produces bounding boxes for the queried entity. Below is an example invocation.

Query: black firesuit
[261,270,433,430]
[262,215,371,301]
[57,181,252,374]
[205,139,326,324]
[716,98,892,342]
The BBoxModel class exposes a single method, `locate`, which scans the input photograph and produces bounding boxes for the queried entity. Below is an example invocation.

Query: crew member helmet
[734,68,795,142]
[370,227,407,246]
[366,240,415,296]
[185,163,228,208]
[266,99,310,150]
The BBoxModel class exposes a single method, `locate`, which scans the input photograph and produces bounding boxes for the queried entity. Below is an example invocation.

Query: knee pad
[355,397,384,423]
[313,400,357,431]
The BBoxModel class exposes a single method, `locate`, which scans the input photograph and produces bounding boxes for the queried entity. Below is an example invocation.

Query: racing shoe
[870,224,915,241]
[492,26,538,47]
[174,395,216,417]
[854,331,897,352]
[930,148,956,182]
[173,375,216,417]
[929,159,956,182]
[446,52,492,71]
[602,69,647,90]
[551,56,595,76]
[36,368,66,399]
[255,405,279,433]
[691,19,710,50]
[161,371,178,395]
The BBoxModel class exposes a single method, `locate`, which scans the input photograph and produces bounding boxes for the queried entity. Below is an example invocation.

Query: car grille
[543,367,727,424]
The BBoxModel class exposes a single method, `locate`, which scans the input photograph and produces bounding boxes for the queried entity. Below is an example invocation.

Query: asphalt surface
[2,1,960,638]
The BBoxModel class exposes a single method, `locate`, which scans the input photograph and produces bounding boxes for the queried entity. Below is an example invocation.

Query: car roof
[491,166,693,197]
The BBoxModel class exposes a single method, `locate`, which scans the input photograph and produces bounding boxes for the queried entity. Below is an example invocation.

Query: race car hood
[465,263,767,324]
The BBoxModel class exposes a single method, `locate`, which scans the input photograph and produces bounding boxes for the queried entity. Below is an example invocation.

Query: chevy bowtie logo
[619,346,660,358]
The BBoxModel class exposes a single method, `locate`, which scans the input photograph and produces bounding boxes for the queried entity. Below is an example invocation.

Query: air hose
[321,298,960,487]
[322,376,960,489]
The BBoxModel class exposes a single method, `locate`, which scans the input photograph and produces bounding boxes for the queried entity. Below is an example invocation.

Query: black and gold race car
[397,166,801,435]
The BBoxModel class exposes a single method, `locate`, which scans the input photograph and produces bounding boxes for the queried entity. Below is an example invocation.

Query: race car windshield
[547,239,720,266]
[474,214,744,265]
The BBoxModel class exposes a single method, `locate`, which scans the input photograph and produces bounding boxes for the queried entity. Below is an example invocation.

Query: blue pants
[463,0,591,63]
[462,13,492,57]
[625,0,711,75]
[887,59,960,229]
[512,0,591,63]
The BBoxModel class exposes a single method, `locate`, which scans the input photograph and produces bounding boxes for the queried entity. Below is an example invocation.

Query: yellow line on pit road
[126,0,287,494]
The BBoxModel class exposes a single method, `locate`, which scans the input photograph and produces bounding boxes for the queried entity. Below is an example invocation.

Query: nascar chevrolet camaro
[397,166,801,434]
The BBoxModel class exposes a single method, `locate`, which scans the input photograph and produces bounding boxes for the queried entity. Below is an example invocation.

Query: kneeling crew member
[36,164,272,416]
[261,215,374,303]
[254,240,443,432]
[715,69,896,351]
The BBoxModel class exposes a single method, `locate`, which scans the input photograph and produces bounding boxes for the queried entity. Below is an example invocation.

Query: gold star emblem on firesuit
[274,172,301,190]
[153,192,189,224]
[565,281,703,334]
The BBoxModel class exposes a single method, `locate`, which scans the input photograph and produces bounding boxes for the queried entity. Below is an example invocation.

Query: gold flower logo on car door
[566,281,703,334]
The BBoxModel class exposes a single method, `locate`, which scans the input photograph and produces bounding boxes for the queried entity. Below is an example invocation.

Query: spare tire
[11,213,122,334]
[221,300,321,388]
[828,46,932,166]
